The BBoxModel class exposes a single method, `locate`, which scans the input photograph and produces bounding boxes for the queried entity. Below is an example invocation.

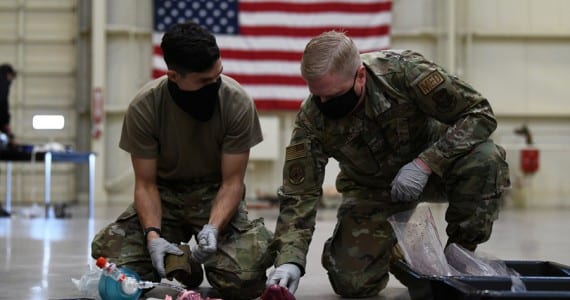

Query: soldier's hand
[191,224,218,263]
[266,263,302,294]
[391,159,431,202]
[147,237,184,278]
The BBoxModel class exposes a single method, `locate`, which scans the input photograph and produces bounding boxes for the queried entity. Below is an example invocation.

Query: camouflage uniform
[92,74,274,300]
[92,180,274,300]
[272,50,510,297]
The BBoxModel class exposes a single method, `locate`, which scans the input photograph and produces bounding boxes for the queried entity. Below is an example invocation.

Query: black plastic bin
[391,259,570,300]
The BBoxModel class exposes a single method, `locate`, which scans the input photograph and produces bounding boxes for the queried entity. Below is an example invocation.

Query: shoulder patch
[418,71,445,95]
[285,143,306,161]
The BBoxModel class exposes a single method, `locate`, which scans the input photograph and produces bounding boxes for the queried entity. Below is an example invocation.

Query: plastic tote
[391,259,570,300]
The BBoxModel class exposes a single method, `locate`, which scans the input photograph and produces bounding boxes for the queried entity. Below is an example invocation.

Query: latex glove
[147,237,184,278]
[391,159,431,202]
[191,224,218,263]
[266,263,302,294]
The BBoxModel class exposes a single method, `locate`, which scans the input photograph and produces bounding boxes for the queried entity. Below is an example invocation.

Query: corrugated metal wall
[1,0,569,212]
[0,0,79,205]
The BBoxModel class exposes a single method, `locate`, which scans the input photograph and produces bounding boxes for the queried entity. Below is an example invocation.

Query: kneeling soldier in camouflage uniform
[266,31,510,298]
[91,21,274,300]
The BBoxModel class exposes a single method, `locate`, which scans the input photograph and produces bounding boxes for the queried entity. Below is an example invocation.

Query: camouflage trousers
[322,140,510,297]
[91,182,274,300]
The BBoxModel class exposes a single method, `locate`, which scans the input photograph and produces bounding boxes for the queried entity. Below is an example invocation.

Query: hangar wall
[1,0,568,210]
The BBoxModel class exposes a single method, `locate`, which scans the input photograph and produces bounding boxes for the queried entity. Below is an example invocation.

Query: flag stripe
[255,100,304,110]
[242,85,308,100]
[239,1,391,13]
[217,36,391,53]
[221,49,302,61]
[239,12,391,27]
[225,73,305,85]
[223,59,302,76]
[240,0,387,3]
[239,25,390,38]
[153,69,166,79]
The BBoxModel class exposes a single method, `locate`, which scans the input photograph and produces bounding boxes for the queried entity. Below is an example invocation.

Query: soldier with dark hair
[267,31,510,297]
[0,63,16,217]
[91,21,274,299]
[0,63,16,146]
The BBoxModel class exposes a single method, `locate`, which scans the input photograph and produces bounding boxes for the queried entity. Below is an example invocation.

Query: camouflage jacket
[272,50,498,271]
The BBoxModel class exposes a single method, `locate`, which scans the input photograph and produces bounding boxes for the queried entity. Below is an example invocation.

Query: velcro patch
[418,71,445,95]
[288,163,305,185]
[285,143,306,161]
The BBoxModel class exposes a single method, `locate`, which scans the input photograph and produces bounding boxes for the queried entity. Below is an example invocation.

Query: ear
[166,70,178,81]
[356,65,365,80]
[355,65,366,86]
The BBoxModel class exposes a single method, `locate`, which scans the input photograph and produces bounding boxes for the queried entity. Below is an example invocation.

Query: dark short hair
[160,21,220,75]
[0,64,16,78]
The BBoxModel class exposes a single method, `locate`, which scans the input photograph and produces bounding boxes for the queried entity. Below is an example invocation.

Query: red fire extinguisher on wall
[515,125,539,175]
[520,147,539,174]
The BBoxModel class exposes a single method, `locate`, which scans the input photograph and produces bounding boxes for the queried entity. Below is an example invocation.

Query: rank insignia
[418,70,445,95]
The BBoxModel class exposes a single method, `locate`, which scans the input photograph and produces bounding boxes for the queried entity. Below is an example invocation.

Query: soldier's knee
[327,268,388,298]
[455,140,502,167]
[322,236,391,297]
[206,268,266,300]
[447,198,499,246]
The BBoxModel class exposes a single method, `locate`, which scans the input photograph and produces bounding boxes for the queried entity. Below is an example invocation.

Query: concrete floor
[1,202,570,300]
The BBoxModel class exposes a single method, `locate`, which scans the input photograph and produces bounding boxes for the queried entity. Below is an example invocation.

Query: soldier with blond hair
[267,31,510,297]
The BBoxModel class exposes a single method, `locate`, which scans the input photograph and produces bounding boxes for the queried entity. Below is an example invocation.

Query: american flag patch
[285,143,306,161]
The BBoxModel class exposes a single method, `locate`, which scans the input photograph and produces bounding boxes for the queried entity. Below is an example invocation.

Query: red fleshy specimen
[260,284,296,300]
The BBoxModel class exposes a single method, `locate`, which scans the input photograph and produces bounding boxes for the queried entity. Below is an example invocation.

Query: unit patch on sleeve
[418,70,445,95]
[288,162,306,185]
[432,88,457,113]
[285,143,307,161]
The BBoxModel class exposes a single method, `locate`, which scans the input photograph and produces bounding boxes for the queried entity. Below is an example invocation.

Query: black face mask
[167,78,222,121]
[313,73,360,119]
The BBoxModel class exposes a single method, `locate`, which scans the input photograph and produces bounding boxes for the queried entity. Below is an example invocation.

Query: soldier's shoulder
[361,50,424,75]
[128,77,166,107]
[297,97,323,126]
[367,49,430,61]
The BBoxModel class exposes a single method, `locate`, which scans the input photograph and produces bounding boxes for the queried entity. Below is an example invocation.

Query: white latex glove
[147,237,184,277]
[391,159,431,202]
[191,224,218,263]
[266,263,302,294]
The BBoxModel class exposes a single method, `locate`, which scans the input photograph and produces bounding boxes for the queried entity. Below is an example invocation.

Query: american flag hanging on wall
[153,0,392,111]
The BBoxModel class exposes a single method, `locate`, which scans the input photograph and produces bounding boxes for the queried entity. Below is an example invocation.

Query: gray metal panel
[0,0,78,206]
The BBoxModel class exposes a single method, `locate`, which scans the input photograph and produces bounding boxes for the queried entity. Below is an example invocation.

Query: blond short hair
[300,31,361,81]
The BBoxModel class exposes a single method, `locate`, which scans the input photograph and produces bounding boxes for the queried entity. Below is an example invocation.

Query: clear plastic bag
[388,205,527,292]
[388,205,454,276]
[445,243,508,276]
[445,243,527,291]
[71,264,103,300]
